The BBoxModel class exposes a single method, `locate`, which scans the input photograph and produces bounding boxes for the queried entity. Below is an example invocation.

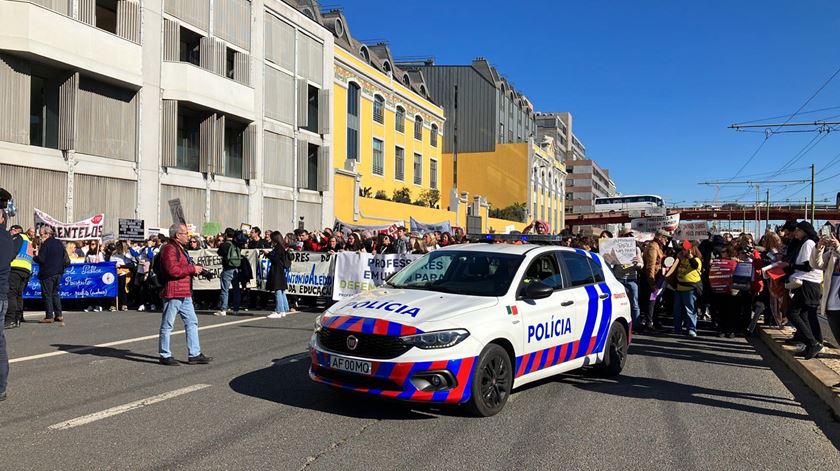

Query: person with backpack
[215,228,242,316]
[157,223,212,366]
[266,232,292,319]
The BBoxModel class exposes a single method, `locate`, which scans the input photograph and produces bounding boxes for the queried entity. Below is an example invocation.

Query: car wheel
[467,344,512,417]
[597,322,628,376]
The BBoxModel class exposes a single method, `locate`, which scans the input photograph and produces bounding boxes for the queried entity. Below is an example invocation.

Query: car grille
[314,366,403,392]
[317,327,413,359]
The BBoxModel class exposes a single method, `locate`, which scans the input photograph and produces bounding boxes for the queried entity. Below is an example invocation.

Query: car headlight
[314,314,325,333]
[400,329,470,349]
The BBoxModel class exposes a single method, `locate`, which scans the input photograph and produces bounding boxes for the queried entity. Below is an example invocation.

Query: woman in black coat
[266,232,292,318]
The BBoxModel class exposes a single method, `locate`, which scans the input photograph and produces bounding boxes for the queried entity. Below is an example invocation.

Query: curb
[758,326,840,418]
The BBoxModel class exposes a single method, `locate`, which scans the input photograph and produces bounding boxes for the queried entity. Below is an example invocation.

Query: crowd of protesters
[595,220,840,361]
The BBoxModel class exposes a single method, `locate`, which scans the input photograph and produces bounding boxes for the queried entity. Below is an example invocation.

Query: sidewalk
[758,325,840,419]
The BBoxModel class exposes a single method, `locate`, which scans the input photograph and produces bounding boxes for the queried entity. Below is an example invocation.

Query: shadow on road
[228,352,458,420]
[629,335,771,370]
[51,344,161,365]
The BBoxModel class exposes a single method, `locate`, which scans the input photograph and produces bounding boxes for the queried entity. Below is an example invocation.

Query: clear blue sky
[338,1,840,206]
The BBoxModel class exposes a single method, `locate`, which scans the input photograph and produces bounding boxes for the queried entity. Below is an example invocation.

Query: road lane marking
[10,317,264,364]
[48,384,211,431]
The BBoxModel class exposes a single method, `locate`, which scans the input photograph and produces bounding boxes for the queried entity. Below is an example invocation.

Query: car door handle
[561,300,574,306]
[599,294,609,300]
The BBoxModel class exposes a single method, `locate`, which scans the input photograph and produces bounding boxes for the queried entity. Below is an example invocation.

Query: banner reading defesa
[34,208,104,241]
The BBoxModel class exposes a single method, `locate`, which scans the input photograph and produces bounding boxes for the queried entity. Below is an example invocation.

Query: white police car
[309,235,632,416]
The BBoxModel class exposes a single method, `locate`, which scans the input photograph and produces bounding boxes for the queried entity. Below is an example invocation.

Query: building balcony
[0,0,143,86]
[161,61,255,121]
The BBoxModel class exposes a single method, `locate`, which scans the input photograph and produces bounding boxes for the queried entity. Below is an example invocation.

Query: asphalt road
[2,309,840,470]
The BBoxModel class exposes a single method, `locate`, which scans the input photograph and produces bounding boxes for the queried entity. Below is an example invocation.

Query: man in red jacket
[158,223,213,366]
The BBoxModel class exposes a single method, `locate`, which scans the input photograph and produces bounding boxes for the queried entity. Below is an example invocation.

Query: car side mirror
[524,281,553,300]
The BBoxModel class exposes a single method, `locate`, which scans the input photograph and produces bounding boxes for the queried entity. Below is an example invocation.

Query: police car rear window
[560,252,596,287]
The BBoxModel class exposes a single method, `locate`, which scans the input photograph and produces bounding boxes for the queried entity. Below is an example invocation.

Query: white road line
[10,317,264,364]
[48,384,211,431]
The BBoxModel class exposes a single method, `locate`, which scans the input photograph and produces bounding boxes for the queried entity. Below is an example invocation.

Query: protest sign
[147,227,161,238]
[34,208,104,241]
[630,214,680,234]
[168,198,186,224]
[332,252,421,300]
[598,237,638,265]
[24,262,118,299]
[119,218,145,241]
[674,221,709,241]
[646,206,667,216]
[202,221,221,236]
[409,217,451,234]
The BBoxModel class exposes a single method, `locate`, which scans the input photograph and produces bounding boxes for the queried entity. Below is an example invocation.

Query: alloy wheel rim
[480,354,508,408]
[611,330,626,365]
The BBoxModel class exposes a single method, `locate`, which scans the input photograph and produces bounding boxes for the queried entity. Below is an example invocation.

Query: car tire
[467,344,512,417]
[596,322,628,377]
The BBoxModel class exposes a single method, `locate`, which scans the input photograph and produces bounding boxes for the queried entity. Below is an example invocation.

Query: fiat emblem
[346,335,359,351]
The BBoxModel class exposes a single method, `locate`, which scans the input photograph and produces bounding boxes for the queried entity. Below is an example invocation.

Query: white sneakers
[138,305,146,312]
[267,312,286,319]
[213,310,228,317]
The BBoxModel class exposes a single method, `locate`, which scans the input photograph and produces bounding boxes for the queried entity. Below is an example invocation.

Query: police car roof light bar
[467,234,565,245]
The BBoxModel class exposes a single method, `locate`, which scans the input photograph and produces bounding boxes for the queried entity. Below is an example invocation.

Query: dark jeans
[40,274,62,319]
[827,310,840,347]
[787,281,822,347]
[0,300,8,394]
[8,269,29,323]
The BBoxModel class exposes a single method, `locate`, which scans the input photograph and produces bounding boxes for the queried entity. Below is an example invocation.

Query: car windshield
[387,250,524,297]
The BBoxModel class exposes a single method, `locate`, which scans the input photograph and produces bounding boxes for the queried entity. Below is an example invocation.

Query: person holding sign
[604,231,644,327]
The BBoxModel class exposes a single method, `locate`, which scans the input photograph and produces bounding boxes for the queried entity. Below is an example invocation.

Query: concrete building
[535,112,616,216]
[401,58,564,232]
[0,0,334,234]
[320,9,457,229]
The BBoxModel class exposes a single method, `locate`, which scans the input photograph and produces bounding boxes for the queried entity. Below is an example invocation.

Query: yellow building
[319,10,462,231]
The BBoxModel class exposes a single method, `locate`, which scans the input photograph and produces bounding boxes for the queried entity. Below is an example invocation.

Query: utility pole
[810,163,816,225]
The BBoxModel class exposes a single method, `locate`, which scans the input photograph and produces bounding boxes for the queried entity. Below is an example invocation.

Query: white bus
[594,195,664,212]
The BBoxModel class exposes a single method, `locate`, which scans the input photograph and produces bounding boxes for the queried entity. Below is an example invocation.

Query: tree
[489,202,527,222]
[392,187,412,204]
[419,189,440,208]
[374,190,389,200]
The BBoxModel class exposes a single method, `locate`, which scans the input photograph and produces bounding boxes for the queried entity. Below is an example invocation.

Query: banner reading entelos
[34,208,104,241]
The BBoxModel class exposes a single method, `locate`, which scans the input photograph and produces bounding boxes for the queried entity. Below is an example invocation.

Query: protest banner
[34,208,104,241]
[598,237,638,265]
[202,221,221,236]
[646,206,667,216]
[24,262,118,299]
[189,248,259,290]
[256,251,335,297]
[409,217,451,234]
[630,214,680,234]
[674,221,709,241]
[119,218,145,241]
[333,218,404,236]
[332,252,421,300]
[147,227,161,238]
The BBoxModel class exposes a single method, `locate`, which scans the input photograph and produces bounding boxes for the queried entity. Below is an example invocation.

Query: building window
[307,143,318,190]
[430,123,438,147]
[223,123,244,179]
[305,84,319,133]
[360,46,370,63]
[413,153,422,185]
[29,75,60,149]
[395,106,405,133]
[226,48,236,79]
[499,123,504,143]
[176,110,201,172]
[430,159,438,189]
[395,146,405,181]
[414,115,423,140]
[95,0,118,34]
[372,138,384,176]
[347,82,360,161]
[402,74,410,87]
[179,27,201,66]
[373,94,385,124]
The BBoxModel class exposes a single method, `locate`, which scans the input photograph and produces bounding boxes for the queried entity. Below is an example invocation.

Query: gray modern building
[0,0,334,235]
[398,58,536,154]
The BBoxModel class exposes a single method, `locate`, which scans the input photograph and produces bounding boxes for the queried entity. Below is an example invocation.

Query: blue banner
[24,262,119,299]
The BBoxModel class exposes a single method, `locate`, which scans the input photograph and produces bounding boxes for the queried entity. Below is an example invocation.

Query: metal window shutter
[211,114,225,175]
[58,72,78,151]
[296,139,308,189]
[199,37,215,73]
[161,100,178,167]
[163,19,180,61]
[0,54,31,145]
[242,123,256,180]
[199,113,216,173]
[78,0,95,24]
[297,78,308,128]
[116,0,141,43]
[234,52,250,86]
[318,88,330,135]
[317,145,330,191]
